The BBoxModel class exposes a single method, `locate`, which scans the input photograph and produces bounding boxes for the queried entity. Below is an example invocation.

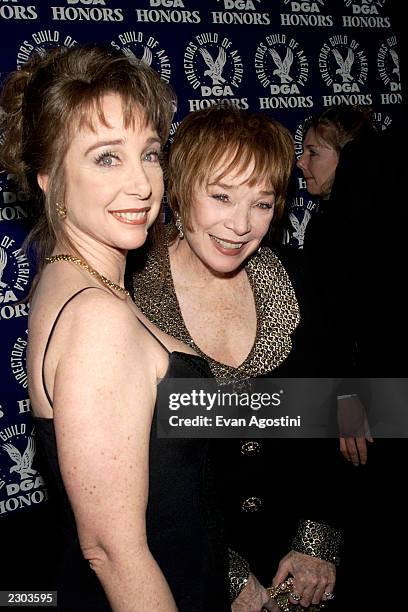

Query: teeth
[211,236,243,250]
[112,211,147,221]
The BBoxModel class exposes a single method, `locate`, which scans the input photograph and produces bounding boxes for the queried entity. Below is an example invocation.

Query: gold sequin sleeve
[228,549,250,602]
[291,519,343,566]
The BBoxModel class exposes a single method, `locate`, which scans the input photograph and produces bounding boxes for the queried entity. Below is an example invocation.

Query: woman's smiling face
[182,158,276,275]
[60,93,164,252]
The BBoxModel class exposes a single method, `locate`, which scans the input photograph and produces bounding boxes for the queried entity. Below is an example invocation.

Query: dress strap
[134,315,171,356]
[41,287,104,407]
[41,287,171,407]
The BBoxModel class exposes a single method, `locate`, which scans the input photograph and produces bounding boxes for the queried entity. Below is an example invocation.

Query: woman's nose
[226,206,251,236]
[127,164,152,200]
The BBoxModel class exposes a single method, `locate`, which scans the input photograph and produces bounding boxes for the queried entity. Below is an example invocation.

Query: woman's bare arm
[52,291,177,611]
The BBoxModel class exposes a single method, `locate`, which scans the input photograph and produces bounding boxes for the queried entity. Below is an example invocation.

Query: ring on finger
[323,591,335,601]
[290,590,302,602]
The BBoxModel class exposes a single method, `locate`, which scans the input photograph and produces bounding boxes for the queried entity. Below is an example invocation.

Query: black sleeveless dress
[34,288,229,612]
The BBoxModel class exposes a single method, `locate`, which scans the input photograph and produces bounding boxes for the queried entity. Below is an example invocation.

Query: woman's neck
[169,236,245,289]
[54,226,126,285]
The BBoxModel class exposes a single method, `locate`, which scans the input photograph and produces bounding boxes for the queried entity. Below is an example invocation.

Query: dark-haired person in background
[297,106,377,464]
[297,104,407,610]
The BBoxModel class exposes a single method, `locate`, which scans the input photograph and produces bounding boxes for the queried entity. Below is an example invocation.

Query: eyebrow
[208,181,275,196]
[304,143,330,151]
[84,136,161,156]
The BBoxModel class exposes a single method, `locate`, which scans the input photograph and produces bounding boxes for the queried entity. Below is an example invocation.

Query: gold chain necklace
[45,254,130,298]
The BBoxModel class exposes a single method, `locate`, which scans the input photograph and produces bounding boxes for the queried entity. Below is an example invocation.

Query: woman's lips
[109,208,150,225]
[210,234,246,256]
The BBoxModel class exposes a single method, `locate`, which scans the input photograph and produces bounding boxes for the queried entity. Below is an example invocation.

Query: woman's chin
[205,251,253,275]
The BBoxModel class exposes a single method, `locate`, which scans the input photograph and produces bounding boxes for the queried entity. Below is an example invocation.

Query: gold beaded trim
[291,519,342,566]
[45,254,130,298]
[228,549,250,602]
[132,226,300,381]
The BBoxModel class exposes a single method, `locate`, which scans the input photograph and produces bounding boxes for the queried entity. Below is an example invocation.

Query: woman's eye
[95,151,119,167]
[256,202,274,210]
[212,193,230,203]
[144,150,161,163]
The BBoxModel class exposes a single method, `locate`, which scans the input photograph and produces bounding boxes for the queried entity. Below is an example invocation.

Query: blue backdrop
[0,0,405,523]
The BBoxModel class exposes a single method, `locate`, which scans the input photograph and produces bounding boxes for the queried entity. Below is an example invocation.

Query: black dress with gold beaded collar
[131,229,343,599]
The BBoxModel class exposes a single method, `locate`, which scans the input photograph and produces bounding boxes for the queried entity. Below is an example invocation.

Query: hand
[339,433,374,466]
[272,550,335,607]
[232,573,275,612]
[337,395,373,465]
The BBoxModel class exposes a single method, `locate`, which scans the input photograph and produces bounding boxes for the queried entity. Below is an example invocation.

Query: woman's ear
[37,173,49,194]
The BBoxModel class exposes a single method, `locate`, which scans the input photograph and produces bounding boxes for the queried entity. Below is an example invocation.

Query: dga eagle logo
[111,32,171,83]
[0,424,47,516]
[282,0,326,9]
[183,33,243,97]
[343,0,386,11]
[0,236,31,317]
[333,48,355,83]
[373,112,392,132]
[341,0,390,27]
[284,197,317,249]
[377,36,400,91]
[16,30,77,69]
[289,209,311,248]
[271,47,294,83]
[2,438,37,481]
[200,47,228,85]
[279,0,333,28]
[211,0,271,26]
[216,0,263,6]
[125,45,152,66]
[319,35,368,93]
[255,34,308,95]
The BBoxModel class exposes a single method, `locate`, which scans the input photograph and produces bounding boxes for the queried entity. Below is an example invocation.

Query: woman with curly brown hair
[0,46,231,611]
